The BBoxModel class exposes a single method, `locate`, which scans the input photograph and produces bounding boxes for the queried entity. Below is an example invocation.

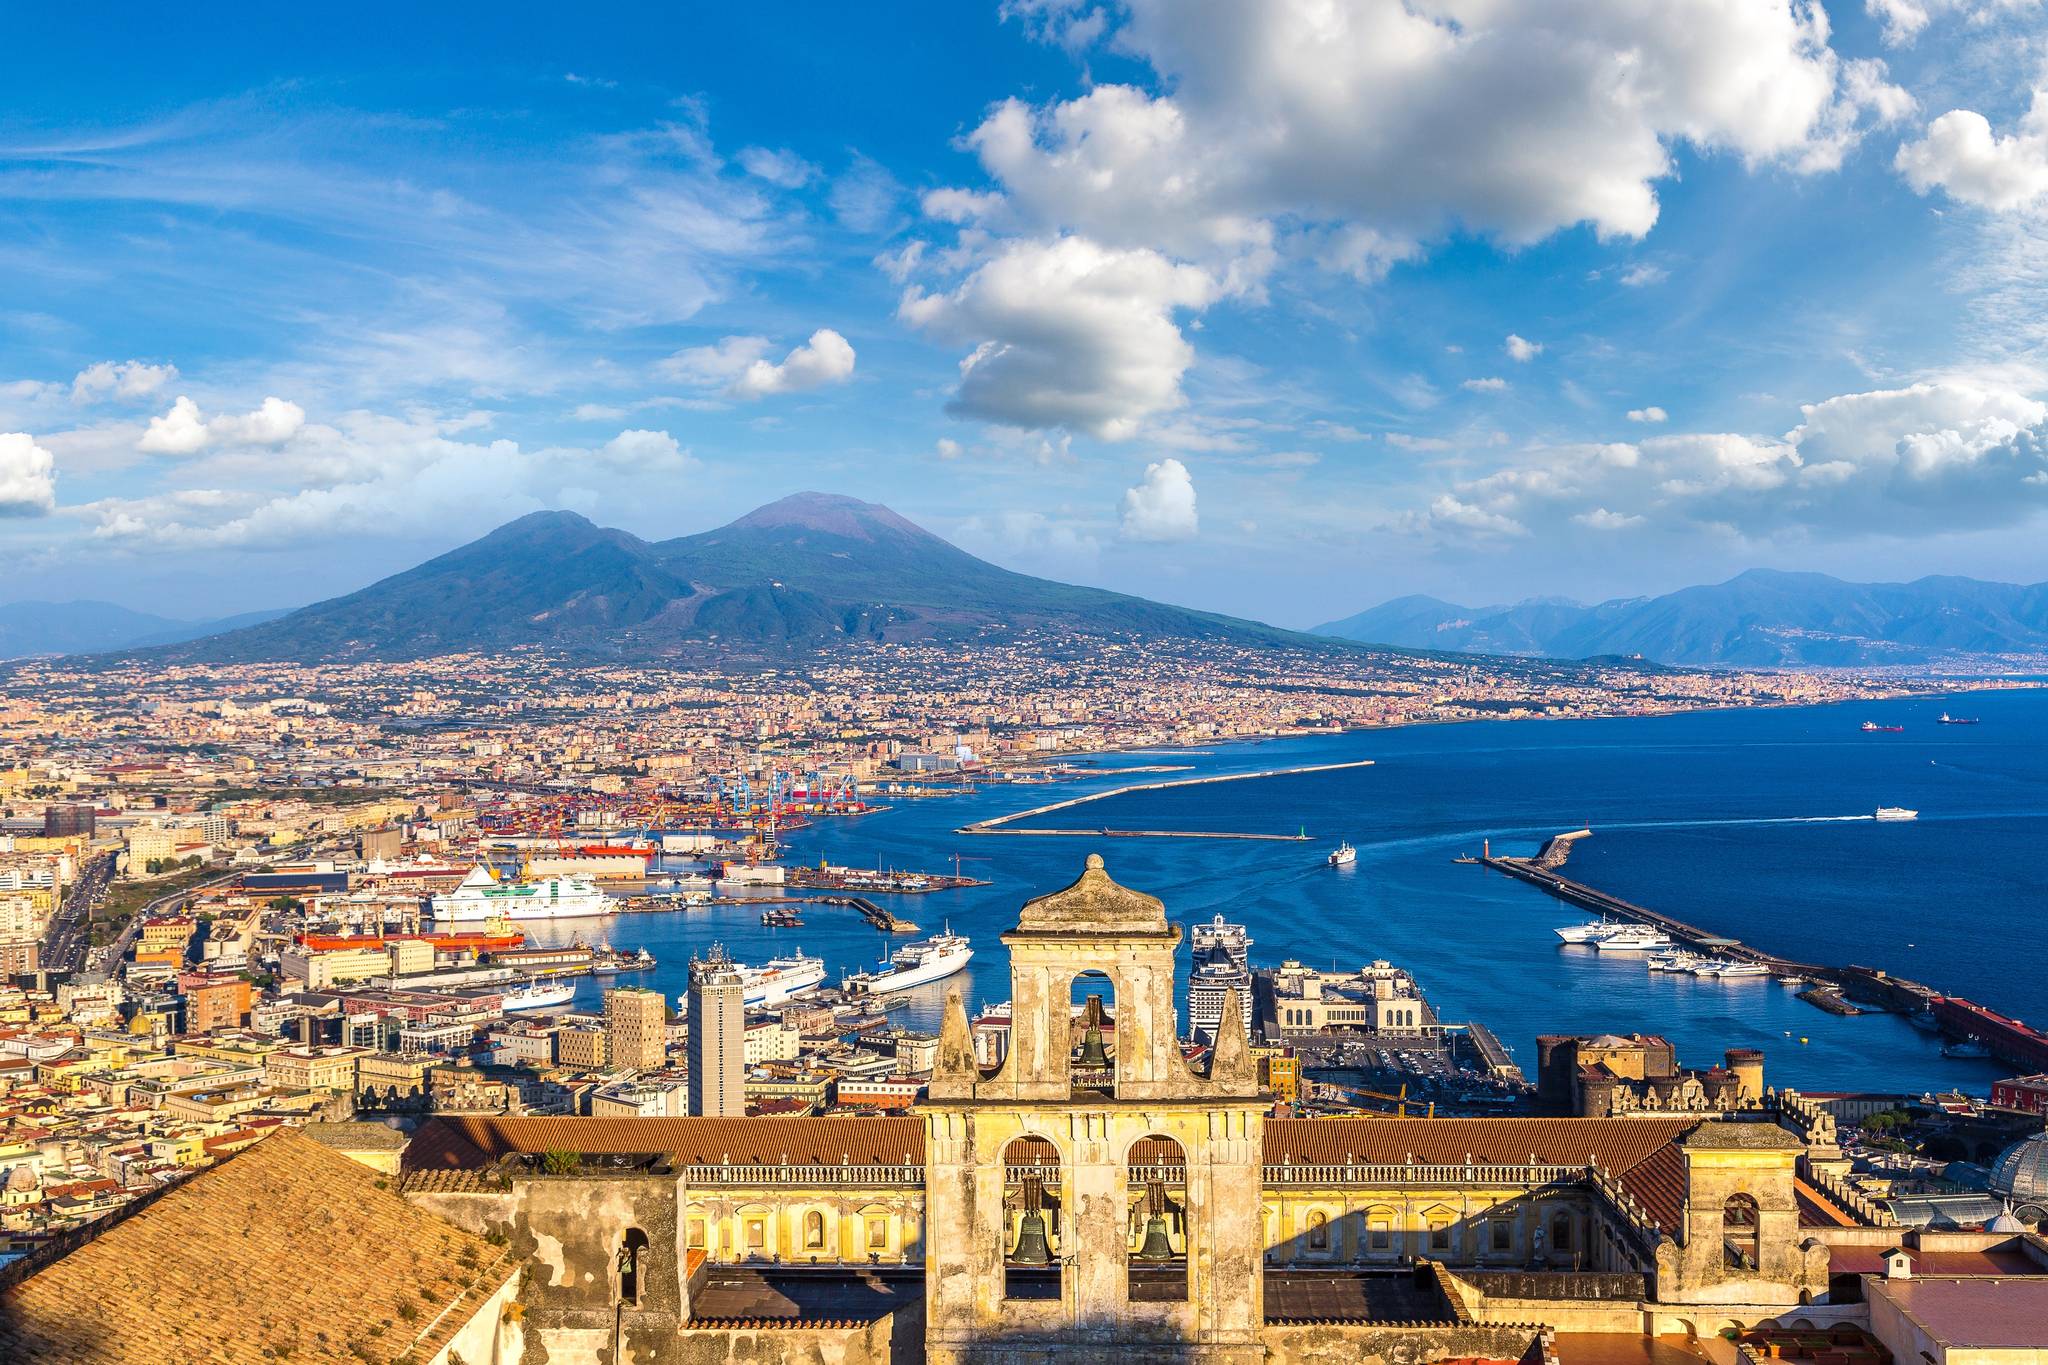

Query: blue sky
[4,0,2048,627]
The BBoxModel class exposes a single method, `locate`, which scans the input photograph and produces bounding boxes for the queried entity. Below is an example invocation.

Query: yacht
[1327,842,1357,867]
[1875,807,1918,822]
[1647,951,1702,973]
[1592,926,1673,952]
[842,932,972,995]
[1691,959,1768,978]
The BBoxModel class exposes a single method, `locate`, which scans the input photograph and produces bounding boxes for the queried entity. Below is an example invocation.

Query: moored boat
[842,931,972,995]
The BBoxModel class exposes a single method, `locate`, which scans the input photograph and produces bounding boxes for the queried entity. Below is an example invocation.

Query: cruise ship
[1554,919,1619,944]
[500,980,577,1011]
[1592,925,1673,952]
[842,932,972,995]
[1190,914,1253,968]
[734,950,827,1007]
[430,866,611,923]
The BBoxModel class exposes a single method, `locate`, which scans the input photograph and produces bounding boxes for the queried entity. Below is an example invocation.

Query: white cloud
[657,336,773,387]
[829,154,901,232]
[1463,376,1508,392]
[573,403,628,421]
[1865,0,2040,46]
[1628,406,1670,423]
[736,146,818,188]
[899,236,1219,438]
[955,507,1102,565]
[1411,380,2048,540]
[1896,92,2048,212]
[935,438,963,459]
[71,360,178,405]
[0,433,56,516]
[1384,432,1453,452]
[137,395,305,455]
[1119,457,1199,540]
[596,429,693,469]
[922,188,1007,224]
[727,329,856,400]
[1619,263,1669,287]
[1505,334,1543,362]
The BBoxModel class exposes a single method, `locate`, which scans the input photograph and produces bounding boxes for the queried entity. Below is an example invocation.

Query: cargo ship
[1937,712,1980,725]
[734,950,827,1006]
[1860,721,1904,733]
[842,932,972,995]
[430,866,611,923]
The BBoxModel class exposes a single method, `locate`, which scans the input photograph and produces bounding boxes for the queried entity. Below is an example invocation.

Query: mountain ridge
[1314,568,2048,666]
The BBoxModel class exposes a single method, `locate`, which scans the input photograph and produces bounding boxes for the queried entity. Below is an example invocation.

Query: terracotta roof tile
[1262,1117,1696,1173]
[404,1115,926,1171]
[0,1129,514,1364]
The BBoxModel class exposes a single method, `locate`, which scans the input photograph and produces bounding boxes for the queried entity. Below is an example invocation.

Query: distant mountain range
[145,492,1321,663]
[0,600,287,660]
[1314,569,2048,666]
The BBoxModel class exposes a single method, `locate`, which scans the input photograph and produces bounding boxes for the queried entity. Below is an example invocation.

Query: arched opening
[802,1209,827,1254]
[1306,1210,1331,1251]
[1722,1194,1760,1271]
[1128,1134,1188,1300]
[1003,1135,1062,1300]
[619,1226,650,1305]
[1069,971,1117,1097]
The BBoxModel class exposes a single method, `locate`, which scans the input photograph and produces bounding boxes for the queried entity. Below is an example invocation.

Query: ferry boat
[431,866,611,923]
[1860,721,1905,733]
[1592,926,1673,952]
[1691,959,1768,978]
[735,950,827,1007]
[1875,807,1919,822]
[842,932,973,995]
[501,980,576,1012]
[1327,842,1357,867]
[1555,919,1619,944]
[1937,712,1980,725]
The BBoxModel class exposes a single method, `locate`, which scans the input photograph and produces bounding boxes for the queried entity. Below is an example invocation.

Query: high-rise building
[41,804,94,839]
[686,945,746,1117]
[603,986,666,1072]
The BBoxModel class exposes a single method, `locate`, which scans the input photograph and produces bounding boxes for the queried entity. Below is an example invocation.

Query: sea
[526,686,2048,1097]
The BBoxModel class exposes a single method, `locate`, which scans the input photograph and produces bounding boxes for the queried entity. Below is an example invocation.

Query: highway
[40,852,114,975]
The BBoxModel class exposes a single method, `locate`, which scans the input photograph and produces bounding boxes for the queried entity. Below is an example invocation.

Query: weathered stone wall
[1260,1321,1543,1364]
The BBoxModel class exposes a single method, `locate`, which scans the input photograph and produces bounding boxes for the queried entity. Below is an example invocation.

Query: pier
[957,759,1373,841]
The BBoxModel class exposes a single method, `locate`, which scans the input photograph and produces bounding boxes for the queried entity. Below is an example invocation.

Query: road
[40,852,114,975]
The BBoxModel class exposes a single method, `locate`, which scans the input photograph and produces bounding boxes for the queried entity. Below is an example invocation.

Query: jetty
[957,759,1373,841]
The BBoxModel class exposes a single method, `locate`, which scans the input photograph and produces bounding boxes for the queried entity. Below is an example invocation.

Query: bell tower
[923,854,1266,1364]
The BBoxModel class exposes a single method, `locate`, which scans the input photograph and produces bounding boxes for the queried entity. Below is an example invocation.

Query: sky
[4,1,2048,629]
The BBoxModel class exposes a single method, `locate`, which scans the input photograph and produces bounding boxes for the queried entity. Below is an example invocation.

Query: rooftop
[1869,1274,2048,1349]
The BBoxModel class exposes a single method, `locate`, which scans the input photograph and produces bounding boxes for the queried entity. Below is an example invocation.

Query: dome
[6,1164,39,1193]
[1987,1130,2048,1208]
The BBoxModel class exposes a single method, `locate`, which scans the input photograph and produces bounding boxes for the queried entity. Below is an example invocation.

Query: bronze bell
[1134,1211,1175,1262]
[1011,1208,1053,1265]
[1077,1019,1111,1070]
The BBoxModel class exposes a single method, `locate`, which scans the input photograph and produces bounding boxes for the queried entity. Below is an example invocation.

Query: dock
[958,759,1373,841]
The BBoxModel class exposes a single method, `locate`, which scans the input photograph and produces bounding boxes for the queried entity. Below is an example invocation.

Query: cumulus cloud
[1628,406,1670,423]
[0,433,57,516]
[899,237,1219,438]
[1896,91,2048,211]
[71,360,178,405]
[1407,380,2048,540]
[596,429,693,469]
[1119,457,1199,540]
[137,395,305,455]
[1505,334,1543,362]
[727,329,856,400]
[1463,376,1508,392]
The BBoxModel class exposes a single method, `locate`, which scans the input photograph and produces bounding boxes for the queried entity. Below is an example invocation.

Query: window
[1490,1221,1511,1252]
[687,1219,706,1250]
[746,1218,766,1250]
[1551,1214,1572,1251]
[1369,1219,1391,1251]
[1429,1222,1451,1252]
[1723,1194,1760,1270]
[804,1211,826,1250]
[619,1227,649,1305]
[1306,1210,1329,1250]
[868,1218,888,1250]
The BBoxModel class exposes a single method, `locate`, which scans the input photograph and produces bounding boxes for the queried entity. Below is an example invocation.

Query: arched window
[803,1210,826,1250]
[1306,1210,1329,1250]
[619,1226,650,1305]
[1723,1194,1760,1270]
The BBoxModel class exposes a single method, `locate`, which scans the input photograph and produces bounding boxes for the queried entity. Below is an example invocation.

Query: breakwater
[957,759,1374,841]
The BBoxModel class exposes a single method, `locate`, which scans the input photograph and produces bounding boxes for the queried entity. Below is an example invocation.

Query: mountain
[155,493,1323,663]
[1314,569,2048,666]
[0,600,290,659]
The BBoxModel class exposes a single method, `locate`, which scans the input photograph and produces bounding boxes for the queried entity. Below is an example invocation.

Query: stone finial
[1014,853,1172,936]
[1208,987,1256,1091]
[929,986,978,1099]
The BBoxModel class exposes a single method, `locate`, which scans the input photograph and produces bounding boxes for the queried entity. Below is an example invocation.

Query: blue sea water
[529,688,2048,1097]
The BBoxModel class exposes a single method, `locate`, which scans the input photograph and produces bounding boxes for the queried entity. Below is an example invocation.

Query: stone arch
[618,1226,649,1305]
[1001,1134,1063,1299]
[1066,968,1119,1095]
[1722,1193,1760,1270]
[1128,1133,1189,1299]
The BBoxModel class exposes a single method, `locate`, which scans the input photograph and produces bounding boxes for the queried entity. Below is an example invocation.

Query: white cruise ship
[842,932,972,995]
[1190,914,1253,968]
[430,866,611,923]
[501,980,577,1011]
[734,951,827,1007]
[1592,925,1673,952]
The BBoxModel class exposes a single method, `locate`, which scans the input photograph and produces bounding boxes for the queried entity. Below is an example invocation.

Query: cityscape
[4,4,2048,1364]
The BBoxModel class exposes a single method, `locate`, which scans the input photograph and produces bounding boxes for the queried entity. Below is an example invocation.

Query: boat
[734,950,828,1007]
[1647,951,1703,973]
[1875,807,1918,822]
[1941,1038,1992,1059]
[1593,926,1673,952]
[1937,713,1980,725]
[761,907,805,927]
[1327,842,1357,867]
[1908,1010,1940,1033]
[1555,920,1619,944]
[842,931,973,995]
[1860,722,1904,733]
[500,980,576,1012]
[1692,959,1768,978]
[430,866,612,923]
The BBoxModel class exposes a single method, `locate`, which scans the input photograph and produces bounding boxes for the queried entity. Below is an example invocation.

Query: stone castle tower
[923,854,1266,1364]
